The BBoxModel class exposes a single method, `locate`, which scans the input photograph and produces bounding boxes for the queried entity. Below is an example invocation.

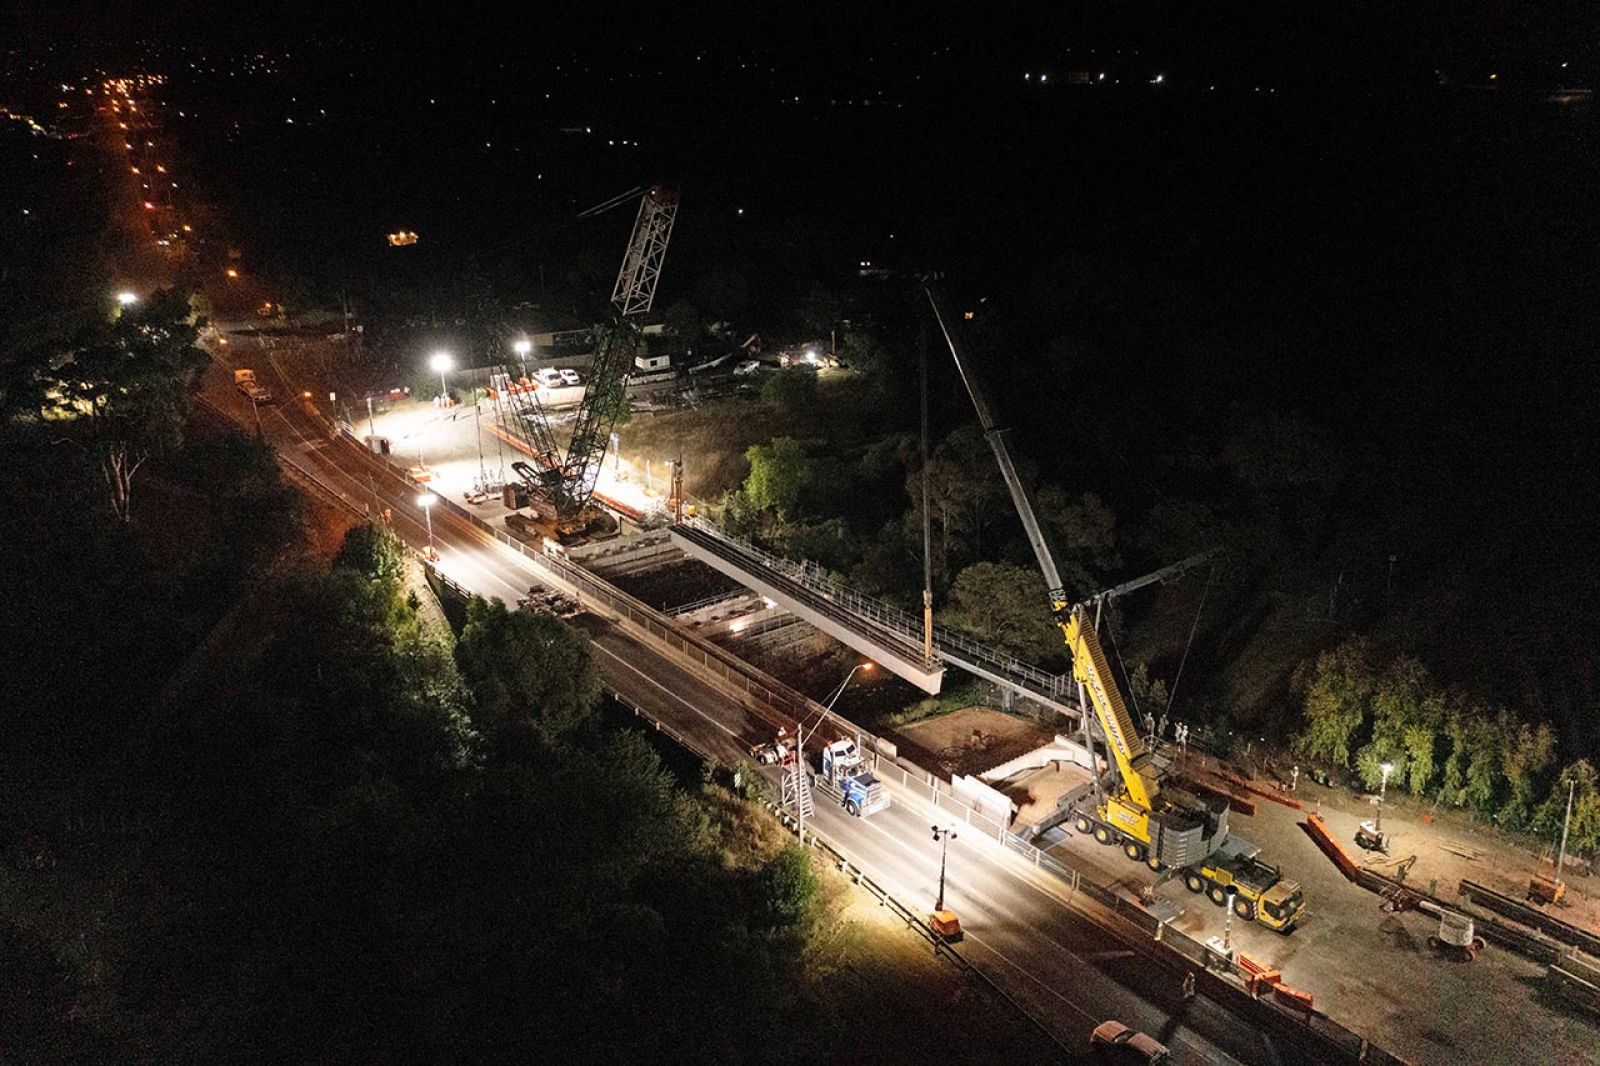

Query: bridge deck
[671,525,947,693]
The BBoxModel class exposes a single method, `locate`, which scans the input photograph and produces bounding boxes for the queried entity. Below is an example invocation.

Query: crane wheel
[1233,898,1256,921]
[1123,842,1144,862]
[1184,874,1206,894]
[1464,947,1478,962]
[1146,856,1164,872]
[1208,886,1227,906]
[1075,816,1094,834]
[1093,826,1114,845]
[1472,937,1485,952]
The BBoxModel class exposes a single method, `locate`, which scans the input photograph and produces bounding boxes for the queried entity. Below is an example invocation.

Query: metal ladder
[781,760,814,819]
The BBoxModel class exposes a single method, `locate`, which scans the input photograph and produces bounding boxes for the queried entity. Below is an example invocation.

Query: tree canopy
[3,288,207,521]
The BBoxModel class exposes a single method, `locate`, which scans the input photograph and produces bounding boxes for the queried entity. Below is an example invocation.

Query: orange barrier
[1304,812,1361,882]
[1272,983,1315,1012]
[1238,955,1283,995]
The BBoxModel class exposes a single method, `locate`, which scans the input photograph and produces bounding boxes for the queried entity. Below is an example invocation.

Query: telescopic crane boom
[924,286,1163,811]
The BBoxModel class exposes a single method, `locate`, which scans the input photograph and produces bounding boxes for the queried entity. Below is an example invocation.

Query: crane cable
[1164,560,1218,719]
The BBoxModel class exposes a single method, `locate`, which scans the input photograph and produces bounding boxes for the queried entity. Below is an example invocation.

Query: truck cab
[1183,836,1305,933]
[818,739,889,817]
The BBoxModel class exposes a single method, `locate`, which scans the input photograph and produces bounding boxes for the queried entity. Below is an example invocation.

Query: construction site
[325,225,1600,1062]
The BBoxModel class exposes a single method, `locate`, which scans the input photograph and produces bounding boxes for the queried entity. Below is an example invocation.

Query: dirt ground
[894,707,1057,779]
[1294,775,1600,936]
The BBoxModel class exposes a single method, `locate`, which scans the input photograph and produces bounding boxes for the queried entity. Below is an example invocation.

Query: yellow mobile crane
[924,283,1304,932]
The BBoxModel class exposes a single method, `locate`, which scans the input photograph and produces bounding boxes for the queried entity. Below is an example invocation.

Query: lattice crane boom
[610,185,679,317]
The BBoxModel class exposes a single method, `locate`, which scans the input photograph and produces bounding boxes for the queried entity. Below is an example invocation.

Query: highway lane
[212,348,1288,1063]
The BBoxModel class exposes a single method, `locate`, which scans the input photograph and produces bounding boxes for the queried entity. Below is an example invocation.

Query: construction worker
[1183,971,1197,1001]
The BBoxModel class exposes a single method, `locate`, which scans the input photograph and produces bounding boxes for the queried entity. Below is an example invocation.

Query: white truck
[816,739,890,817]
[234,368,272,403]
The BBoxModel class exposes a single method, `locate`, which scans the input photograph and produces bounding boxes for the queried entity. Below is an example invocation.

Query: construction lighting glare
[429,352,454,373]
[116,291,138,306]
[513,340,532,356]
[417,492,437,508]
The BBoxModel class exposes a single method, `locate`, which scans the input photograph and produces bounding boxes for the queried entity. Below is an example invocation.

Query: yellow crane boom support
[1063,606,1161,810]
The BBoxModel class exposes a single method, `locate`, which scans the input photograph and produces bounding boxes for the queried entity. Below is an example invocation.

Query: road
[205,342,1300,1064]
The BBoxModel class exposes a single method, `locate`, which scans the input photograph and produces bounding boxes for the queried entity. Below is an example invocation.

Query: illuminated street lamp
[824,661,874,711]
[513,338,532,360]
[429,350,454,403]
[115,291,138,307]
[417,491,438,560]
[1377,761,1394,832]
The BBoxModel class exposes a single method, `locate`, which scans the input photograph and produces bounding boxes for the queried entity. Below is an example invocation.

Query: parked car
[558,367,582,386]
[733,359,762,376]
[535,368,564,388]
[1090,1021,1169,1064]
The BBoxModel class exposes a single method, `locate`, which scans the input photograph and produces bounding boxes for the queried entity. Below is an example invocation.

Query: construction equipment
[493,185,680,540]
[1355,819,1389,853]
[1528,873,1567,906]
[924,280,1305,923]
[816,739,890,817]
[929,910,964,942]
[1181,836,1306,932]
[925,284,1226,866]
[1423,903,1486,961]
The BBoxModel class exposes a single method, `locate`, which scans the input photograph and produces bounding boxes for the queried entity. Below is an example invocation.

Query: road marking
[589,638,743,744]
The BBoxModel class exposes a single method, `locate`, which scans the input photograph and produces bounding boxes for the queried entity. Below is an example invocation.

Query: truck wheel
[844,799,859,816]
[1184,873,1205,894]
[1208,886,1227,907]
[1146,856,1164,872]
[1122,842,1144,862]
[1233,898,1256,921]
[1074,815,1093,834]
[1428,936,1442,951]
[1093,826,1114,845]
[1472,937,1485,952]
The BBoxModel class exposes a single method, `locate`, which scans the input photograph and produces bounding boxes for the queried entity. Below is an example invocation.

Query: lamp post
[417,491,438,560]
[932,825,958,912]
[1377,761,1394,833]
[430,350,454,404]
[824,661,874,712]
[513,338,532,361]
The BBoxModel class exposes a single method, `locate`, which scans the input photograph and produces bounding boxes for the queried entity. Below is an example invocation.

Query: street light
[417,491,438,560]
[115,290,138,307]
[1377,761,1394,832]
[429,350,454,403]
[513,338,532,359]
[824,661,874,711]
[932,825,958,912]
